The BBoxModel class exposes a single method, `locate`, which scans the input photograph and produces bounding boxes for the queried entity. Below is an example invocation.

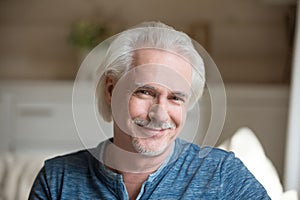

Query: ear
[104,76,115,105]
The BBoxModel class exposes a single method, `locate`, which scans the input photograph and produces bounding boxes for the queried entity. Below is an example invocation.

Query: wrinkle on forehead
[132,49,193,84]
[130,65,191,95]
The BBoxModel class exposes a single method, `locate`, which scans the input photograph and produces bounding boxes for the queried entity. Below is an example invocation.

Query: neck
[103,123,173,173]
[104,124,174,200]
[122,171,151,200]
[104,139,173,173]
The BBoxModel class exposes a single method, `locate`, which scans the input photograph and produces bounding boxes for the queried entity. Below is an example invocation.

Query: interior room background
[0,0,297,194]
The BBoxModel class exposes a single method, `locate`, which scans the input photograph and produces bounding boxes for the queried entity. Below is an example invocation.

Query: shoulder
[42,148,98,177]
[45,149,91,166]
[43,138,108,171]
[171,139,270,199]
[29,149,98,199]
[174,139,262,184]
[175,138,234,163]
[172,138,240,180]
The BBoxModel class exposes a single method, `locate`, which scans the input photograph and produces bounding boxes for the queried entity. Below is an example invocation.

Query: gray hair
[96,21,205,122]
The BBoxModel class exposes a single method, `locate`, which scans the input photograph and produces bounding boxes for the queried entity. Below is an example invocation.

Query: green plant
[69,20,109,49]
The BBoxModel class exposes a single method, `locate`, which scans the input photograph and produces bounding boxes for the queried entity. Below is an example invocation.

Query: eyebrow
[171,91,189,99]
[134,84,156,91]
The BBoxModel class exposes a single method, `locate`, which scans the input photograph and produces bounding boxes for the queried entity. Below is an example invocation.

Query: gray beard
[131,137,168,157]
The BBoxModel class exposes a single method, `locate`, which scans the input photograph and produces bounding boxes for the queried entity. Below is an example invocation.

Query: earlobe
[105,76,115,105]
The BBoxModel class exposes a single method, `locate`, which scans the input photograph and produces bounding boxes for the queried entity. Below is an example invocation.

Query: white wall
[0,81,90,154]
[284,0,300,196]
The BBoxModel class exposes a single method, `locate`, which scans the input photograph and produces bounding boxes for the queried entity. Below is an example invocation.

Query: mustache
[133,118,176,130]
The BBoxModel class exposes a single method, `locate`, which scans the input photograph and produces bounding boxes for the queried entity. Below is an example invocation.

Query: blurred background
[0,0,299,199]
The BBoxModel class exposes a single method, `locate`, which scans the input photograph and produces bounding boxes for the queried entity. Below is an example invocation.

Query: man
[29,22,270,199]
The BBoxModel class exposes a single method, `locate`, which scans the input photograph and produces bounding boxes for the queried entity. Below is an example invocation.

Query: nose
[148,104,168,123]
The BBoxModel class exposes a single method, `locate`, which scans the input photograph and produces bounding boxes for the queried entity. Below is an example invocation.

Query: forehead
[132,49,193,84]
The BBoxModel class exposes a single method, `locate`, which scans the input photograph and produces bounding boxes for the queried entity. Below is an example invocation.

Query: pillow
[218,127,298,200]
[0,153,46,200]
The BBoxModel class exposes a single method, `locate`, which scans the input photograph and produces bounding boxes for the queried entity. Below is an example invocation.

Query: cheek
[129,97,151,118]
[169,105,186,127]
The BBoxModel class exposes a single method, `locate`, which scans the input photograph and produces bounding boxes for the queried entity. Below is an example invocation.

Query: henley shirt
[29,138,270,199]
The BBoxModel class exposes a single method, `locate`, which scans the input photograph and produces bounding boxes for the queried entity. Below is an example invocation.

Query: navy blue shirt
[29,139,270,199]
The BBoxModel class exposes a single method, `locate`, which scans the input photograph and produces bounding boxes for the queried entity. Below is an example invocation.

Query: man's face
[127,49,193,156]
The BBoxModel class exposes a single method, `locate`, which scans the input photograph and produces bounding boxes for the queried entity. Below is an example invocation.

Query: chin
[131,136,175,156]
[131,136,173,157]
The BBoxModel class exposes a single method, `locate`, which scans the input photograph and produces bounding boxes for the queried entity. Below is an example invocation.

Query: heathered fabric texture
[29,139,270,199]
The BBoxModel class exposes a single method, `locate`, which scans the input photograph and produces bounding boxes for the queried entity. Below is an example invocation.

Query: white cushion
[218,127,298,200]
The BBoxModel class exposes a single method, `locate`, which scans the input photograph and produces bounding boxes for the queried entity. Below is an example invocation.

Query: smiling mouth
[131,118,176,138]
[134,124,168,137]
[135,123,160,130]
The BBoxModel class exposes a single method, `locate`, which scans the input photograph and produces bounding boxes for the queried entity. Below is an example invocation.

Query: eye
[169,95,185,104]
[133,89,156,98]
[139,90,150,95]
